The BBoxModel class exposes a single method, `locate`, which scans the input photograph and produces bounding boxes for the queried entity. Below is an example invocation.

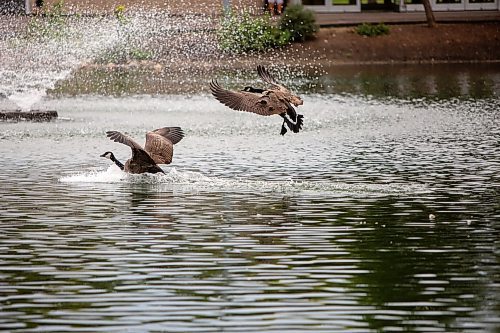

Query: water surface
[1,75,499,332]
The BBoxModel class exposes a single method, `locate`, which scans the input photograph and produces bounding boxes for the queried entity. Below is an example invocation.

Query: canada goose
[101,127,184,174]
[210,65,304,136]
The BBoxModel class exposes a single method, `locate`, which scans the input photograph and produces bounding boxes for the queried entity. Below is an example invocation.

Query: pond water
[1,65,499,332]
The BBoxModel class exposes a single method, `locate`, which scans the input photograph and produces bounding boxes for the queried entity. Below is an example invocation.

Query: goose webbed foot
[297,114,304,126]
[280,123,288,136]
[293,114,304,133]
[280,113,304,135]
[284,119,295,132]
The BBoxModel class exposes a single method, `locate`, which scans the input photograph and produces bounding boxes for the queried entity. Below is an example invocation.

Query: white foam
[60,166,429,196]
[8,89,46,111]
[59,166,210,184]
[60,165,128,183]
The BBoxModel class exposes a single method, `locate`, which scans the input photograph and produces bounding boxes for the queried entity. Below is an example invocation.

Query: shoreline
[1,15,499,100]
[279,23,500,66]
[82,56,500,67]
[1,14,499,65]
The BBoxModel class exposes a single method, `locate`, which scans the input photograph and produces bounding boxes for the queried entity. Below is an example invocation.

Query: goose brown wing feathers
[106,131,143,150]
[130,148,164,173]
[144,132,175,165]
[106,131,160,170]
[151,127,184,145]
[257,65,293,95]
[257,65,280,87]
[210,80,286,116]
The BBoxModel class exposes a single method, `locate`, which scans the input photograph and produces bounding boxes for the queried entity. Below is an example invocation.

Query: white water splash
[60,164,128,183]
[60,166,212,184]
[0,16,122,110]
[1,8,320,110]
[0,10,216,110]
[60,165,429,196]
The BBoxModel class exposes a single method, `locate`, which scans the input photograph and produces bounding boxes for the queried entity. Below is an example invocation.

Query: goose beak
[100,153,106,158]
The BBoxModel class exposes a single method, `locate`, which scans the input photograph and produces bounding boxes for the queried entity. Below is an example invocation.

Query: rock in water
[0,110,58,122]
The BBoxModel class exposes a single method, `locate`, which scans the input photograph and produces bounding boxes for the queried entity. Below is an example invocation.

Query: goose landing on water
[210,65,304,136]
[101,127,184,174]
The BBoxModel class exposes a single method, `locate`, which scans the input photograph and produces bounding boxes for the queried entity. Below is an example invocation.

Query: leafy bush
[218,11,291,53]
[355,23,390,37]
[25,0,67,40]
[129,48,152,61]
[95,46,153,64]
[279,4,318,42]
[114,5,127,24]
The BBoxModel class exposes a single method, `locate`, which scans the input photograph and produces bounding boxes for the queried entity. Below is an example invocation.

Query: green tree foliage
[217,6,319,54]
[278,4,318,42]
[218,11,291,53]
[25,0,67,40]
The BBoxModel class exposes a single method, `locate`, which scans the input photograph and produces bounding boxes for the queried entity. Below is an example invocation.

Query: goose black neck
[244,86,265,94]
[111,155,124,170]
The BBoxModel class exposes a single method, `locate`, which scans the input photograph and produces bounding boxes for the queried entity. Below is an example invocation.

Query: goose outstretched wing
[151,127,184,145]
[210,80,286,116]
[131,148,164,172]
[144,127,184,165]
[257,65,281,87]
[257,65,292,93]
[257,66,303,107]
[106,130,159,166]
[106,131,143,150]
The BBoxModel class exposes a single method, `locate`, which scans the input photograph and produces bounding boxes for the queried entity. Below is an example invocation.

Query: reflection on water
[0,91,499,332]
[314,63,500,99]
[50,63,500,99]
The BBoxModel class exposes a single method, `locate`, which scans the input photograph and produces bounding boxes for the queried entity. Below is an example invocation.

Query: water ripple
[0,94,498,332]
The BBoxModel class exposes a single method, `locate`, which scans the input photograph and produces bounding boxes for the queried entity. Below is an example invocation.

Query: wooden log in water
[0,110,58,122]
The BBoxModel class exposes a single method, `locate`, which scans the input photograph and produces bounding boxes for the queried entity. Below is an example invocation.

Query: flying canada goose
[100,127,184,174]
[210,65,304,136]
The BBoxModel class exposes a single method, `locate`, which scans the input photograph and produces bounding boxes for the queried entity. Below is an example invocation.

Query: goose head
[100,151,115,160]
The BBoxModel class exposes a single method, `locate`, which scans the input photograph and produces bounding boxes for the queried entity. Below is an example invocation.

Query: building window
[303,0,326,5]
[332,0,357,5]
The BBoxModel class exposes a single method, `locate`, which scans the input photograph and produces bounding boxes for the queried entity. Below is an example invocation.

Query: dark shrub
[279,4,318,42]
[218,11,291,53]
[355,23,390,37]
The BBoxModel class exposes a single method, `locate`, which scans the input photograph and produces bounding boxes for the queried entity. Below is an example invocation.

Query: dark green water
[1,64,499,332]
[50,63,500,100]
